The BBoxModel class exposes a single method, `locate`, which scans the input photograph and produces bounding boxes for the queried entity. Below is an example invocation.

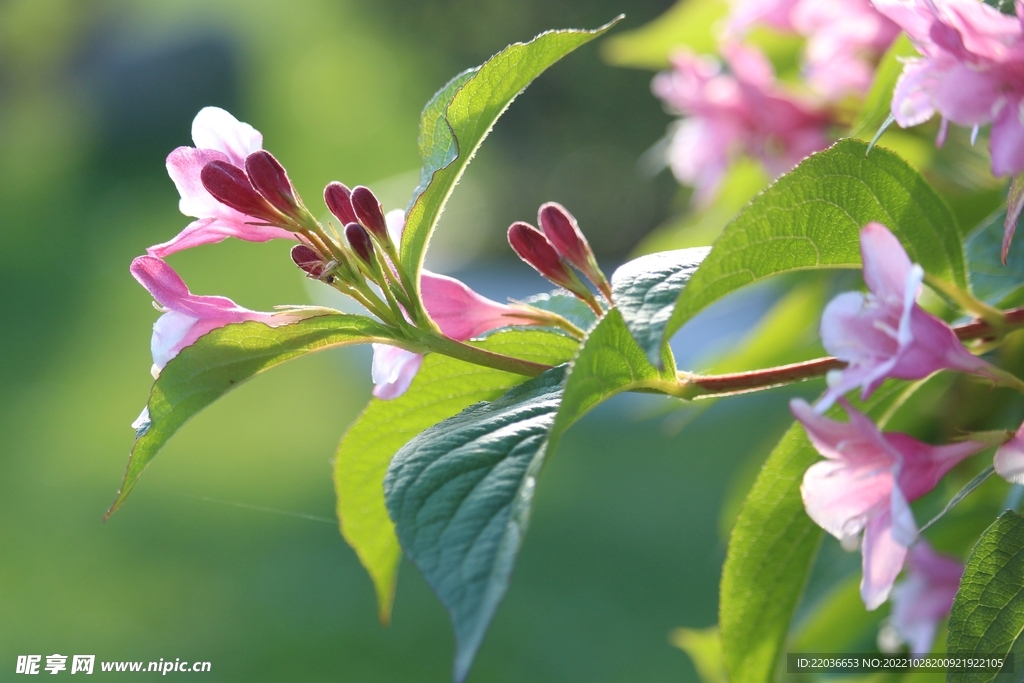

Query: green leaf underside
[966,209,1024,306]
[383,310,668,682]
[666,139,966,351]
[400,20,620,292]
[108,314,394,517]
[719,382,911,683]
[946,510,1024,683]
[850,34,917,140]
[334,330,579,622]
[611,247,710,365]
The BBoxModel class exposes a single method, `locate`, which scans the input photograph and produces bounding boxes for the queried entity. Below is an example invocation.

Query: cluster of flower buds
[508,202,612,315]
[136,107,588,401]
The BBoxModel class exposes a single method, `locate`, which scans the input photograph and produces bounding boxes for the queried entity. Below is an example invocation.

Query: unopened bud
[538,202,606,289]
[507,222,594,302]
[324,181,358,225]
[351,186,389,239]
[201,161,281,224]
[245,151,298,216]
[290,244,327,279]
[345,222,376,265]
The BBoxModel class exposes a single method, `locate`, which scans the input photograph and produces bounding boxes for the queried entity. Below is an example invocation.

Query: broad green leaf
[334,330,578,623]
[385,366,567,683]
[401,20,620,291]
[850,34,917,140]
[666,139,966,349]
[610,247,710,365]
[107,314,393,518]
[601,0,728,70]
[966,209,1024,306]
[384,310,675,681]
[670,626,728,683]
[946,510,1024,683]
[720,383,910,683]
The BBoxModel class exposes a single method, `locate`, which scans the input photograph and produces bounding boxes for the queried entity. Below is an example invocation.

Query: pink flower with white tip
[652,43,832,203]
[994,421,1024,483]
[369,271,540,399]
[816,222,1004,412]
[874,0,1024,176]
[792,398,984,609]
[149,107,296,257]
[890,541,963,656]
[131,255,301,377]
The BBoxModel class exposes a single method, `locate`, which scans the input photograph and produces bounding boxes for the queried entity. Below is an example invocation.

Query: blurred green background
[0,0,807,680]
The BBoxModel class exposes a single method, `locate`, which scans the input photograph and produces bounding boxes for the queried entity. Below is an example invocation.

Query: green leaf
[946,510,1024,683]
[600,0,728,70]
[401,20,620,291]
[670,626,728,683]
[720,383,911,683]
[966,209,1024,306]
[666,139,966,348]
[983,0,1016,15]
[610,247,709,365]
[385,366,567,683]
[384,310,674,682]
[850,34,917,140]
[334,330,578,623]
[107,314,394,518]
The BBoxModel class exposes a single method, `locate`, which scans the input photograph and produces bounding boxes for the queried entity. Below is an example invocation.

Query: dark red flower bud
[507,221,592,297]
[245,151,298,216]
[290,244,326,279]
[324,181,358,225]
[345,222,376,264]
[538,202,591,267]
[350,186,389,239]
[201,161,280,224]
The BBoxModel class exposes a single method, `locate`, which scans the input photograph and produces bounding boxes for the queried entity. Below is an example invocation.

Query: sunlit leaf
[384,310,675,682]
[670,626,728,683]
[946,510,1024,683]
[666,140,965,349]
[611,247,709,365]
[334,330,578,623]
[401,20,620,292]
[107,314,394,518]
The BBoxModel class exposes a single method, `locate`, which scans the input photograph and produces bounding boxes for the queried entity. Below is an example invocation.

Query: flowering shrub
[109,3,1024,681]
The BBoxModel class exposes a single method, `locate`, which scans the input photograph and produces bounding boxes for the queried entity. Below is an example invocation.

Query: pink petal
[371,345,423,399]
[892,60,938,127]
[890,433,988,500]
[421,272,536,341]
[990,101,1024,176]
[190,106,262,166]
[929,61,1005,126]
[147,218,296,258]
[860,223,915,302]
[861,510,909,609]
[891,542,963,655]
[151,309,199,370]
[166,146,233,219]
[995,424,1024,484]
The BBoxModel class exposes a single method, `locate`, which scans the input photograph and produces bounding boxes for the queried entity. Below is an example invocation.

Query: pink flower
[728,0,898,100]
[791,0,900,99]
[652,43,832,203]
[131,255,300,376]
[148,107,296,257]
[792,398,983,609]
[369,271,540,400]
[995,421,1024,483]
[890,541,963,656]
[817,222,1002,412]
[874,0,1024,175]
